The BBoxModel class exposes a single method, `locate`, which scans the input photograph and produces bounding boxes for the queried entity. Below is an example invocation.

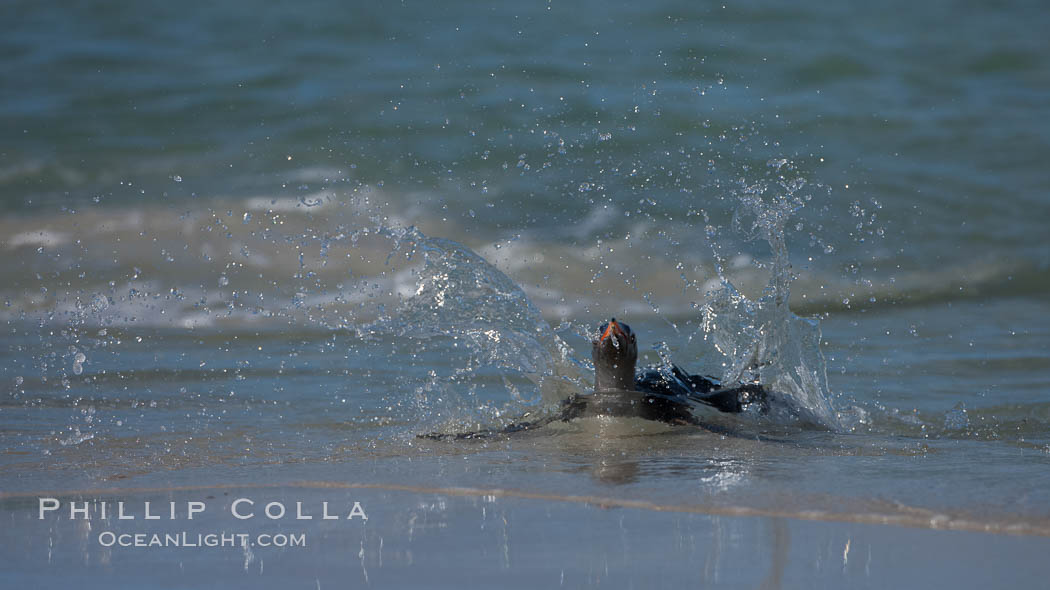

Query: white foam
[243,193,335,213]
[5,229,69,249]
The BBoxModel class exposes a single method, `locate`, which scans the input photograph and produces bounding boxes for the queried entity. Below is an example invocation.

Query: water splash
[700,160,839,429]
[366,211,839,433]
[356,227,587,431]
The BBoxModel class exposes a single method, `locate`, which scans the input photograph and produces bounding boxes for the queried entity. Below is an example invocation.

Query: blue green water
[2,0,1050,586]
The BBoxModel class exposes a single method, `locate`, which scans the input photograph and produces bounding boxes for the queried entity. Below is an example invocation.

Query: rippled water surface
[2,0,1049,586]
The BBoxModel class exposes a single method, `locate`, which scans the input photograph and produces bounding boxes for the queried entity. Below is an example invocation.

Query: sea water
[2,0,1049,587]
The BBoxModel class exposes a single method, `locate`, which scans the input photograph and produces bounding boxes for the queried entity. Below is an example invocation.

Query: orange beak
[599,318,624,343]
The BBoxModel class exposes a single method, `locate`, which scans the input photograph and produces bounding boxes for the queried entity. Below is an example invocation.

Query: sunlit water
[2,0,1050,586]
